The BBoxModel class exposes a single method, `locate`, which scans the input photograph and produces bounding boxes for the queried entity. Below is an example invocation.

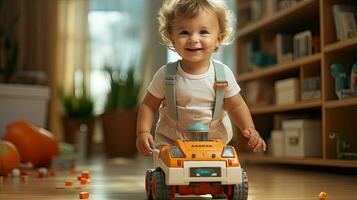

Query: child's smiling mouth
[185,47,203,52]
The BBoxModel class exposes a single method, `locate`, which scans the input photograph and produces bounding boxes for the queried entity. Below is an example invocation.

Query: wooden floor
[0,154,357,200]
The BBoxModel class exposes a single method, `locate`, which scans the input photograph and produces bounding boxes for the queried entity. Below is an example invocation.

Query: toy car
[145,123,248,200]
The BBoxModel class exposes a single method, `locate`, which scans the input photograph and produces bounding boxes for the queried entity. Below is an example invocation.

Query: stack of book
[301,76,321,101]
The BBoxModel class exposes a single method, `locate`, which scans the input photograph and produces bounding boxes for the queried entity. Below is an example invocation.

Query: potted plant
[101,65,141,158]
[60,75,95,158]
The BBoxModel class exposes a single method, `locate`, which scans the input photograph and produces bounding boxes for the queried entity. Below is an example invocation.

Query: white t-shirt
[147,60,241,147]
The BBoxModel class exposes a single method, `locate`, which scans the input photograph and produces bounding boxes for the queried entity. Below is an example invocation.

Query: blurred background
[1,0,357,199]
[0,0,237,158]
[1,0,357,168]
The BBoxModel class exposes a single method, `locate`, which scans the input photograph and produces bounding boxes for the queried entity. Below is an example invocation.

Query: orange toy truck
[145,123,248,200]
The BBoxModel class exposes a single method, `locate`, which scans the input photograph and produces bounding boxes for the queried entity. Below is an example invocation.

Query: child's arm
[224,93,266,152]
[136,92,163,156]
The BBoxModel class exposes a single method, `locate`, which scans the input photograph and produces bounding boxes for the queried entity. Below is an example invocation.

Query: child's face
[170,9,222,64]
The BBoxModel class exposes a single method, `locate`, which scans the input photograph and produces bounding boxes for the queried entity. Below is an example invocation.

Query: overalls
[153,60,233,149]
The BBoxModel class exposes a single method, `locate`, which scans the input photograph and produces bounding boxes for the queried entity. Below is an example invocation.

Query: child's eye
[200,30,209,35]
[179,30,189,35]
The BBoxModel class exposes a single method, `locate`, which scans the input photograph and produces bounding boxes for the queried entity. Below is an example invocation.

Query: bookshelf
[236,0,357,168]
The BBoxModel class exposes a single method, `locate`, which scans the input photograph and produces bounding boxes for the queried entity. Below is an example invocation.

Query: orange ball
[0,140,20,176]
[3,121,59,167]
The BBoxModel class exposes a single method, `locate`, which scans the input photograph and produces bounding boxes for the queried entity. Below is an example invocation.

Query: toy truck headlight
[170,146,185,158]
[222,146,235,158]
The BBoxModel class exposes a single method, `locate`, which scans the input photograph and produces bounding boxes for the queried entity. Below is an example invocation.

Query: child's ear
[216,33,224,47]
[218,33,224,42]
[169,33,175,45]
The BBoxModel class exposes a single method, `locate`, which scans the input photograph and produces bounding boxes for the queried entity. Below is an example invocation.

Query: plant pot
[62,116,95,157]
[101,109,138,158]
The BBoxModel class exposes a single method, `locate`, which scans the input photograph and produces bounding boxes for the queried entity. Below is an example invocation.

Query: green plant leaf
[104,65,141,112]
[59,75,94,118]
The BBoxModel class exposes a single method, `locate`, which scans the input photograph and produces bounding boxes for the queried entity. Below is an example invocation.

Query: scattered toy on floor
[79,191,89,199]
[319,192,328,200]
[3,121,59,168]
[0,140,20,176]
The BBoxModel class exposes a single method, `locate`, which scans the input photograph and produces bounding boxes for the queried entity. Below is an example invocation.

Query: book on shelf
[293,30,312,59]
[302,76,321,100]
[238,0,263,27]
[240,42,253,72]
[276,33,293,64]
[277,0,297,11]
[332,4,357,41]
[263,0,278,17]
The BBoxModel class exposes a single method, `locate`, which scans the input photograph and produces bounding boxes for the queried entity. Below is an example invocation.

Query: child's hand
[242,128,266,152]
[136,132,154,156]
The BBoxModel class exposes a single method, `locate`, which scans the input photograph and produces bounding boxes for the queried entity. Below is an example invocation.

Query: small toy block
[80,178,88,185]
[65,179,74,186]
[81,171,90,179]
[37,171,45,178]
[79,191,89,199]
[21,175,29,182]
[319,192,328,200]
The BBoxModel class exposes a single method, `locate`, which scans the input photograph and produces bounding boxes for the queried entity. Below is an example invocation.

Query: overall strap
[212,60,228,121]
[165,61,179,121]
[165,60,227,122]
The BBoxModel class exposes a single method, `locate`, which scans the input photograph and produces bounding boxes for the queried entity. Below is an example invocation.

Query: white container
[0,84,50,137]
[282,119,321,158]
[271,129,285,157]
[275,78,300,104]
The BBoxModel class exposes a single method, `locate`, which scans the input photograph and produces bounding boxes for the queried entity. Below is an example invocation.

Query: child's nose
[188,34,199,43]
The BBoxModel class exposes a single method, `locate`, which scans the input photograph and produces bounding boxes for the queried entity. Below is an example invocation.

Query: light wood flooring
[0,154,356,200]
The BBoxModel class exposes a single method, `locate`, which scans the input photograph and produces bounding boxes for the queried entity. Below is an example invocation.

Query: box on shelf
[271,129,285,157]
[273,113,310,129]
[245,80,273,106]
[0,84,50,137]
[282,119,321,158]
[274,78,300,104]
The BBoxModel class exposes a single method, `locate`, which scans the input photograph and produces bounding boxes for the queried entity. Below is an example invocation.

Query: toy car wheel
[145,169,155,200]
[228,170,248,200]
[152,170,172,200]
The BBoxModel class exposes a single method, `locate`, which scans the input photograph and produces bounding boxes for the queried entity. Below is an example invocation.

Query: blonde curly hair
[158,0,235,48]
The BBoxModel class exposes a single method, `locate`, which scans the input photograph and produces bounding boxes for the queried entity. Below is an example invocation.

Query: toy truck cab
[145,123,248,200]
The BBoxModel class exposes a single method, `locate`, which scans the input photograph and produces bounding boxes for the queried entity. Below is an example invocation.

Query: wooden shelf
[236,0,357,168]
[237,0,318,38]
[325,97,357,109]
[239,153,357,168]
[238,53,321,82]
[250,99,321,114]
[324,37,357,53]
